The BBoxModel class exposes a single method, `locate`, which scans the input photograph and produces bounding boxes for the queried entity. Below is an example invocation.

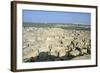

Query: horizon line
[23,22,90,25]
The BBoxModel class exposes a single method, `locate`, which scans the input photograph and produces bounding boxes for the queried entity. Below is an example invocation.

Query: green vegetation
[23,22,90,30]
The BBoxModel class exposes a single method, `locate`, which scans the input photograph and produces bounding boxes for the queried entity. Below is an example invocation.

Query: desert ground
[22,23,91,62]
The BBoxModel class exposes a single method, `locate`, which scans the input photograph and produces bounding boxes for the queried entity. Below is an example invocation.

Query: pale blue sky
[22,10,91,25]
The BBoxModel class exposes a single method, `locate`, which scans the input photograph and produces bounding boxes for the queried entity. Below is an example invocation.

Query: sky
[22,10,91,25]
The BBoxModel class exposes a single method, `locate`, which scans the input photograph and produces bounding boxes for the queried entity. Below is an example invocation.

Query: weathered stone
[69,50,80,57]
[23,27,91,62]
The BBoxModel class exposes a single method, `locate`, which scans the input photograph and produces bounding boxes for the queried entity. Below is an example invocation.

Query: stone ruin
[23,27,91,62]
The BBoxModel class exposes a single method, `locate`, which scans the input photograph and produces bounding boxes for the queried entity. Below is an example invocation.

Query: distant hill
[23,22,90,30]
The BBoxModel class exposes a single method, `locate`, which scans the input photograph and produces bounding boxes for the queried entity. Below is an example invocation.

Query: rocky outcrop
[22,27,91,62]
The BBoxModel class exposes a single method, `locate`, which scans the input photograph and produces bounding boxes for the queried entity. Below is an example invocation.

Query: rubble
[22,27,91,62]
